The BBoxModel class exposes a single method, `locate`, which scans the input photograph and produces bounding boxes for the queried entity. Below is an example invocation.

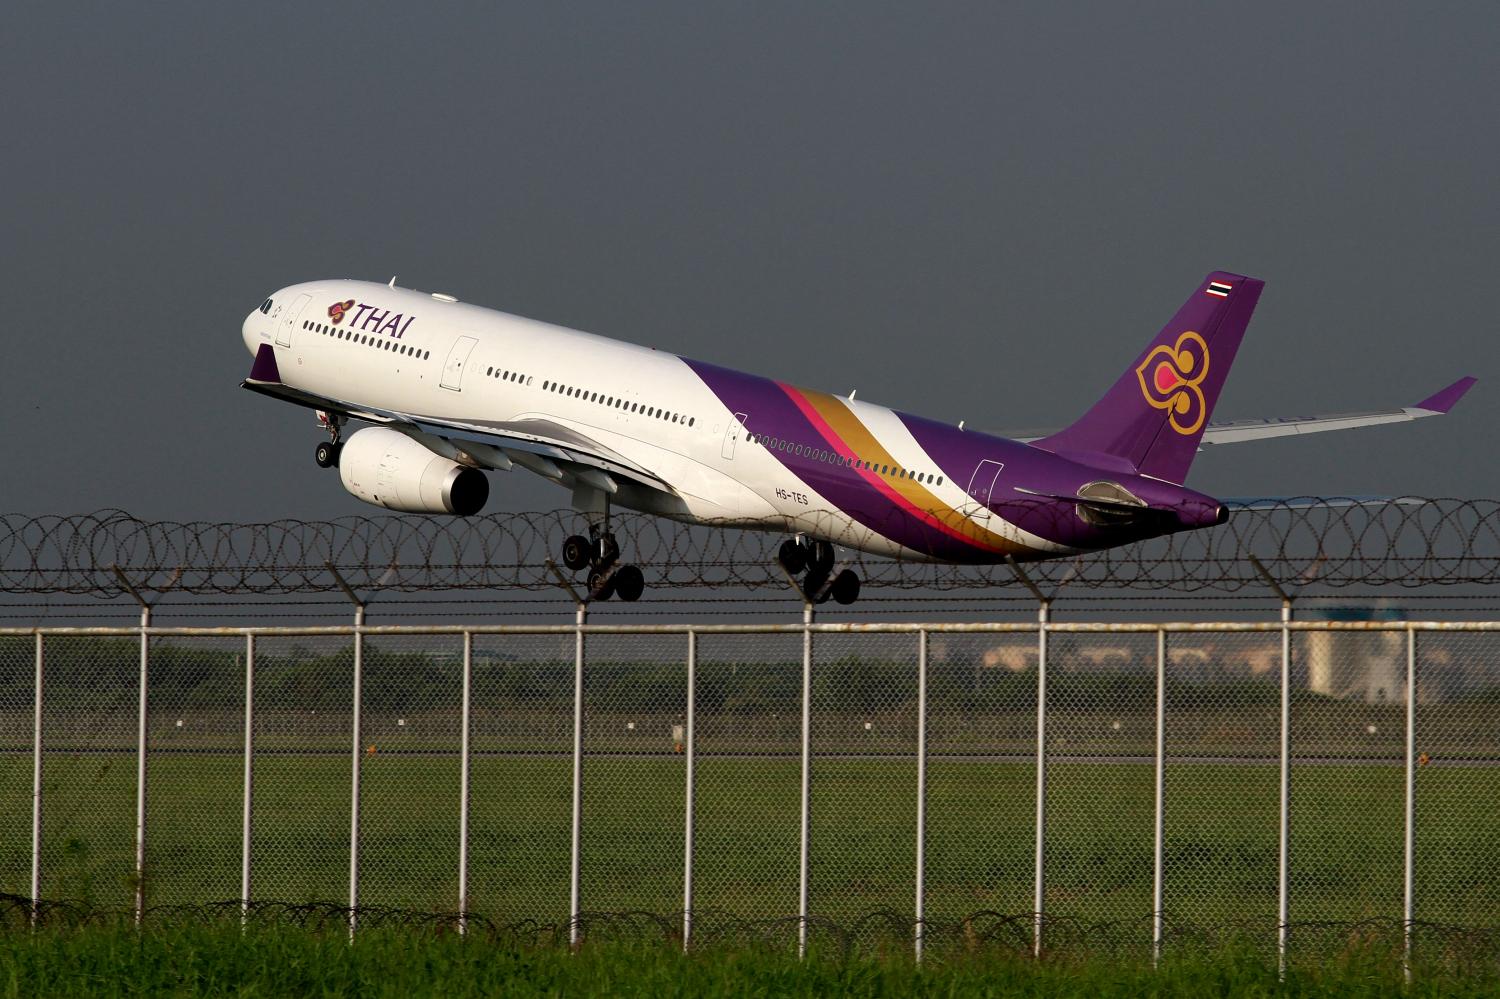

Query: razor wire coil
[3,499,1500,597]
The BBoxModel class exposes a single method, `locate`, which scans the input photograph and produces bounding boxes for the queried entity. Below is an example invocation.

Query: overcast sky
[2,3,1496,524]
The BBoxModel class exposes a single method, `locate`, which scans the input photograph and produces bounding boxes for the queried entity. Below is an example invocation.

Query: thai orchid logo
[1135,331,1209,436]
[328,299,356,324]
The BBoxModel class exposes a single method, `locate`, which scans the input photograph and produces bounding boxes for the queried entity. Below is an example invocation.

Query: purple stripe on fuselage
[249,344,281,383]
[684,358,982,559]
[896,411,1217,553]
[685,357,1199,562]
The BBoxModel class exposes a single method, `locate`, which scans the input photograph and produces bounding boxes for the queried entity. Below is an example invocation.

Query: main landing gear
[560,502,645,602]
[314,411,346,469]
[778,537,860,605]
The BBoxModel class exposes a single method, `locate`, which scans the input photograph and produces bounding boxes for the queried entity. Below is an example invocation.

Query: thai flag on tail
[1205,280,1233,298]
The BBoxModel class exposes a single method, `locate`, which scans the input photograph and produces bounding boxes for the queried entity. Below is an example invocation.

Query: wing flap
[240,379,675,494]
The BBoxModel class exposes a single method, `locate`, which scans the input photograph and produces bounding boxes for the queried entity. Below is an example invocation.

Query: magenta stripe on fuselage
[684,358,992,559]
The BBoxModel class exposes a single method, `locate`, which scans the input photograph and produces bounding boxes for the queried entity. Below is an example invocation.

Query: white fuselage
[242,280,1088,563]
[245,281,903,557]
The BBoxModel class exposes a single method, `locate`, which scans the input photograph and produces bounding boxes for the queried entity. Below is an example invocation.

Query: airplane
[240,272,1474,605]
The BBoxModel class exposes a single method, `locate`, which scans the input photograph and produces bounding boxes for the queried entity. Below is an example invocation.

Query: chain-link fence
[2,617,1497,964]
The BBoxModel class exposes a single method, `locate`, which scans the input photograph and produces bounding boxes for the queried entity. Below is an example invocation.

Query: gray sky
[2,3,1496,523]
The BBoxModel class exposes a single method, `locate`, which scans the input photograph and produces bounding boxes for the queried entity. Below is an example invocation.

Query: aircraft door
[722,412,747,459]
[440,336,479,391]
[276,293,311,348]
[963,459,1005,522]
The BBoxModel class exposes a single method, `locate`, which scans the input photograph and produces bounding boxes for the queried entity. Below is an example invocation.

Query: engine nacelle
[338,428,489,515]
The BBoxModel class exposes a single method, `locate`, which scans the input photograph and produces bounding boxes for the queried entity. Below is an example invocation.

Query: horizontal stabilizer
[1199,377,1476,446]
[1001,377,1476,448]
[1222,495,1428,511]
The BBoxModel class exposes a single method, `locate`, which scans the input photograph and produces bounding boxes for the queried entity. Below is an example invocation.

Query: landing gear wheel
[613,565,645,602]
[562,535,591,571]
[830,569,861,606]
[778,539,808,575]
[587,569,616,601]
[315,441,342,468]
[809,540,835,574]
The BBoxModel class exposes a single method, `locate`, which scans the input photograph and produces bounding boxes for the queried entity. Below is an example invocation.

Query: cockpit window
[260,298,273,314]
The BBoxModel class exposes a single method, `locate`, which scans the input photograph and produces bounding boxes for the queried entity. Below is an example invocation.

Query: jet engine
[338,427,489,515]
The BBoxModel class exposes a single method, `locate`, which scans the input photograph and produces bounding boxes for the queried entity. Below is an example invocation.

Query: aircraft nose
[242,310,260,356]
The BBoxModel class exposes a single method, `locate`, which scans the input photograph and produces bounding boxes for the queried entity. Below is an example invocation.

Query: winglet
[1413,376,1477,414]
[248,343,282,383]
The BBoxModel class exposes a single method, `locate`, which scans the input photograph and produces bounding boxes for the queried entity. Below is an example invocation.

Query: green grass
[1,753,1497,934]
[2,921,1496,998]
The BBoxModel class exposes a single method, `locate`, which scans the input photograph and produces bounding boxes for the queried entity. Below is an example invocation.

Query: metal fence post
[109,566,155,928]
[135,603,151,926]
[30,632,43,927]
[1007,556,1052,959]
[1250,556,1294,974]
[798,600,813,959]
[1278,594,1290,966]
[1403,626,1417,981]
[459,629,473,937]
[349,603,365,938]
[914,628,929,963]
[241,633,255,924]
[1277,596,1292,973]
[1152,627,1166,967]
[570,601,586,948]
[683,630,697,952]
[1033,597,1049,957]
[325,563,367,940]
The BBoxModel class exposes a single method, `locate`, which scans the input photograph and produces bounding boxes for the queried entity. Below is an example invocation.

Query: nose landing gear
[778,537,861,604]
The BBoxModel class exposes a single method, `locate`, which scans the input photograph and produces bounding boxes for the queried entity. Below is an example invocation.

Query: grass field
[2,920,1496,998]
[1,752,1497,941]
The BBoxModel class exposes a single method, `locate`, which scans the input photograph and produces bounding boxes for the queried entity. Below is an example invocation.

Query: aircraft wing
[1003,377,1476,447]
[241,378,674,495]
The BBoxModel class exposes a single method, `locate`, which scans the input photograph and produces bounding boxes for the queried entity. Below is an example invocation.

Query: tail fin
[1037,271,1264,483]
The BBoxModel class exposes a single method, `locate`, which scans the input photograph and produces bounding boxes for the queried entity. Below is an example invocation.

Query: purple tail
[1037,271,1265,483]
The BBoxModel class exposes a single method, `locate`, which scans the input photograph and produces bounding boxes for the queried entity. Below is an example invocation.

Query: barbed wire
[2,894,1495,966]
[3,499,1500,598]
